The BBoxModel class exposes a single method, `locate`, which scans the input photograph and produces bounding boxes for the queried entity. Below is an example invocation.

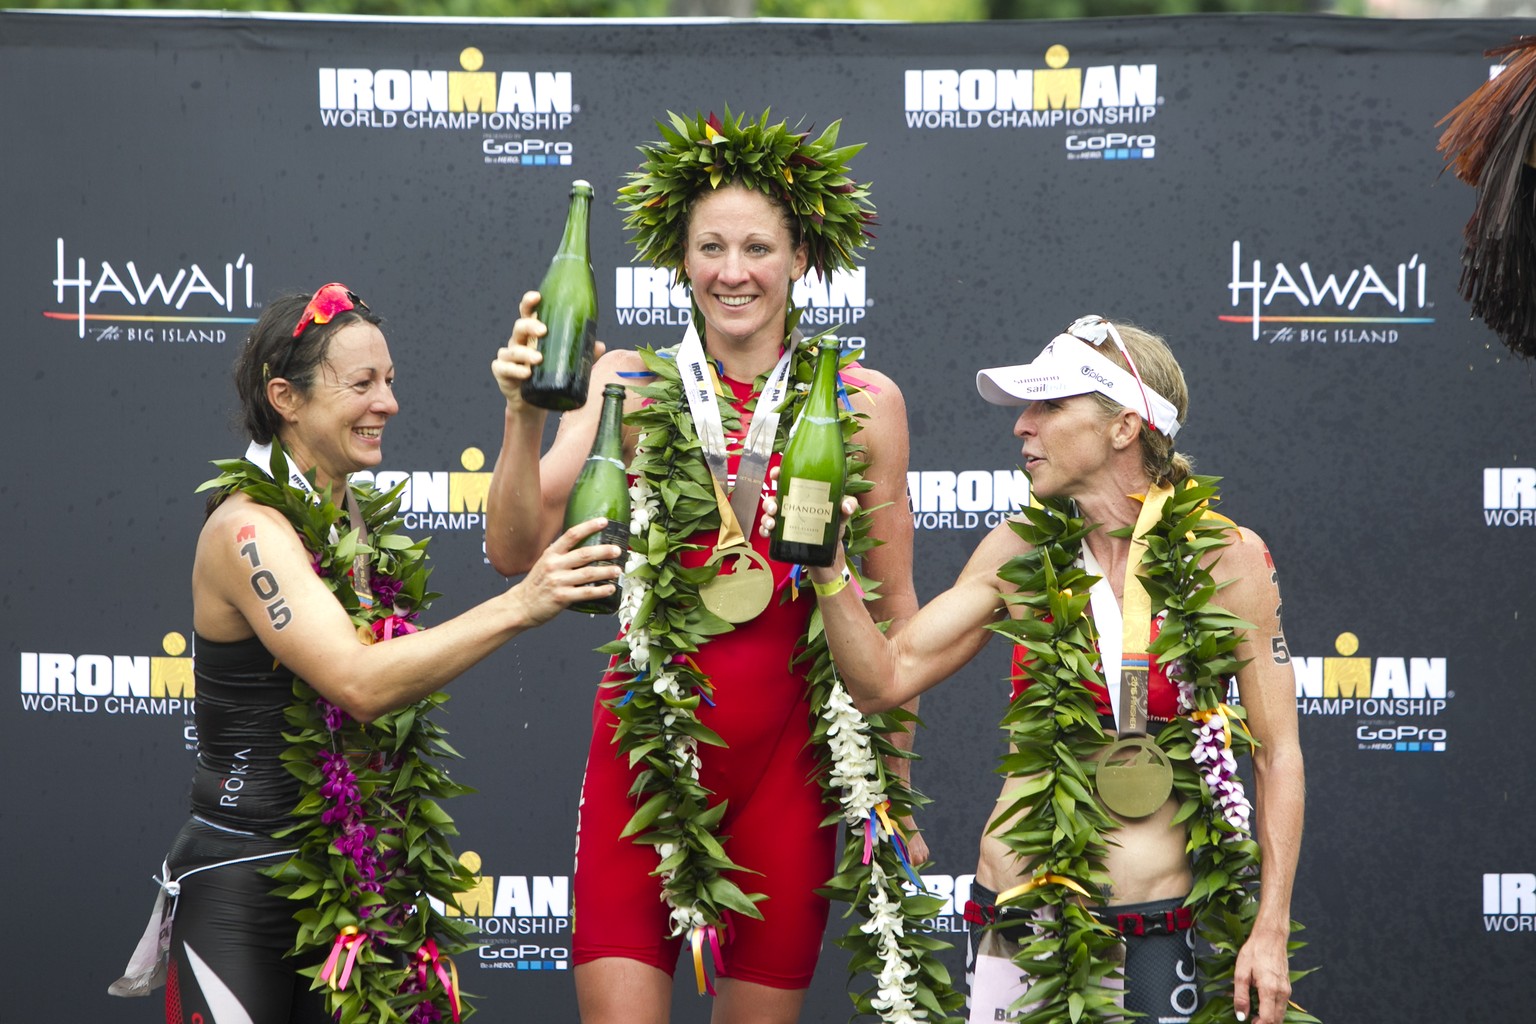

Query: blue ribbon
[869,808,925,890]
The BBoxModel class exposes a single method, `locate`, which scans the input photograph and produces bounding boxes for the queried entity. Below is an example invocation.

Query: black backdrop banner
[5,11,1535,1023]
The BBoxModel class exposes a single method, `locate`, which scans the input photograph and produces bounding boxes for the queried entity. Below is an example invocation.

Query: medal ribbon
[1116,482,1175,737]
[674,322,797,548]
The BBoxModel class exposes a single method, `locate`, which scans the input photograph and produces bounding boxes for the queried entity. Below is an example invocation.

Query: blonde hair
[1087,321,1192,486]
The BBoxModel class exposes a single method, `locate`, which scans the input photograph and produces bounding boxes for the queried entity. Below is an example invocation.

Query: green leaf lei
[197,443,478,1024]
[617,107,876,279]
[986,476,1317,1024]
[604,330,962,1021]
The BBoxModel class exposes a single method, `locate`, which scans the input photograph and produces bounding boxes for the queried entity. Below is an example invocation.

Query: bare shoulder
[200,491,282,544]
[197,493,298,567]
[593,347,647,378]
[1212,523,1275,581]
[547,348,648,450]
[845,364,904,413]
[844,364,908,442]
[967,516,1032,586]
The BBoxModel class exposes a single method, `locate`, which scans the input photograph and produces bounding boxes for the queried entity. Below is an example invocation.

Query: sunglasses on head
[1059,314,1156,432]
[266,283,370,382]
[294,282,369,338]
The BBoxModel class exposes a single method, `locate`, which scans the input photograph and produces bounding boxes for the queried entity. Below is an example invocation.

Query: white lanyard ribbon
[1079,543,1124,726]
[245,439,320,497]
[674,322,796,538]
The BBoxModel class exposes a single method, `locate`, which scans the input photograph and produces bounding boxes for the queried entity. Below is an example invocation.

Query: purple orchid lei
[311,574,416,915]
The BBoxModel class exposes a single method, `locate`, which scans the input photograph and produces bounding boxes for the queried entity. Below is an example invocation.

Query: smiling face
[683,185,809,353]
[1012,394,1130,500]
[275,321,398,488]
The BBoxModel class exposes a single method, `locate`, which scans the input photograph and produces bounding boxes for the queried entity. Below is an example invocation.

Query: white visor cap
[975,332,1182,439]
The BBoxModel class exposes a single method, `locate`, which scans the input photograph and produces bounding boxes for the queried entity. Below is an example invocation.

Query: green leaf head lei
[617,106,877,283]
[197,443,478,1024]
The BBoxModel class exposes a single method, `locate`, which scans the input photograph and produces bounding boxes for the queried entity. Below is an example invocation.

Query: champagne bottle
[563,383,630,614]
[769,339,846,568]
[522,180,598,411]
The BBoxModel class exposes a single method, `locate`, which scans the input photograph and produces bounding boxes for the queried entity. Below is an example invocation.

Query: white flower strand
[859,859,922,1023]
[618,461,706,937]
[821,679,884,823]
[820,672,930,1022]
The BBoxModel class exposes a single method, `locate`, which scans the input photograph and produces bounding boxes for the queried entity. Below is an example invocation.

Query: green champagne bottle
[563,383,630,614]
[522,180,598,411]
[769,339,846,568]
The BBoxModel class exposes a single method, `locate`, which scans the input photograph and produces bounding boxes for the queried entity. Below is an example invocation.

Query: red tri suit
[1010,614,1183,724]
[572,371,837,989]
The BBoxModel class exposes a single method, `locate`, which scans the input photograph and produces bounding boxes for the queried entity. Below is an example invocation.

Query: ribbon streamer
[995,872,1095,906]
[1192,702,1252,750]
[689,924,725,996]
[320,926,366,991]
[372,614,419,643]
[786,563,806,598]
[861,803,924,889]
[875,802,923,888]
[413,940,462,1023]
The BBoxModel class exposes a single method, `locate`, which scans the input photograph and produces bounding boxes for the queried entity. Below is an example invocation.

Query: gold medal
[1096,736,1174,819]
[698,544,775,623]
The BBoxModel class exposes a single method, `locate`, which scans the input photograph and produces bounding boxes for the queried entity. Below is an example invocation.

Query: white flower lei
[616,447,709,932]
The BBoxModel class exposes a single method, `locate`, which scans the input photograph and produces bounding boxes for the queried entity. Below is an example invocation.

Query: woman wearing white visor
[764,315,1310,1024]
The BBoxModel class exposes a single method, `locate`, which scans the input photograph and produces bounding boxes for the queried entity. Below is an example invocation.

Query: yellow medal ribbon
[1119,483,1175,736]
[709,473,748,551]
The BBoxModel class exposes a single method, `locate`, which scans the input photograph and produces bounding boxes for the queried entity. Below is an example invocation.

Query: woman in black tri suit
[113,285,621,1024]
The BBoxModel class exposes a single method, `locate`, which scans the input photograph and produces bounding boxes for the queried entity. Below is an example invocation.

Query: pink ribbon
[413,939,462,1022]
[320,926,366,991]
[690,924,726,996]
[371,614,419,642]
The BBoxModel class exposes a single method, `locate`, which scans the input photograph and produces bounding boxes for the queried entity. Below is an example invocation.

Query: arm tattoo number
[239,539,293,631]
[1271,635,1290,665]
[1268,567,1288,663]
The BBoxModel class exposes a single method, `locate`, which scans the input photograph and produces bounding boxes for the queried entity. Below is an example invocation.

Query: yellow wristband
[812,567,851,598]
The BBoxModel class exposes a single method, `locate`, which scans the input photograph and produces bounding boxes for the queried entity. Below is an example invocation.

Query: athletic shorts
[964,883,1201,1023]
[161,817,329,1024]
[571,682,836,989]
